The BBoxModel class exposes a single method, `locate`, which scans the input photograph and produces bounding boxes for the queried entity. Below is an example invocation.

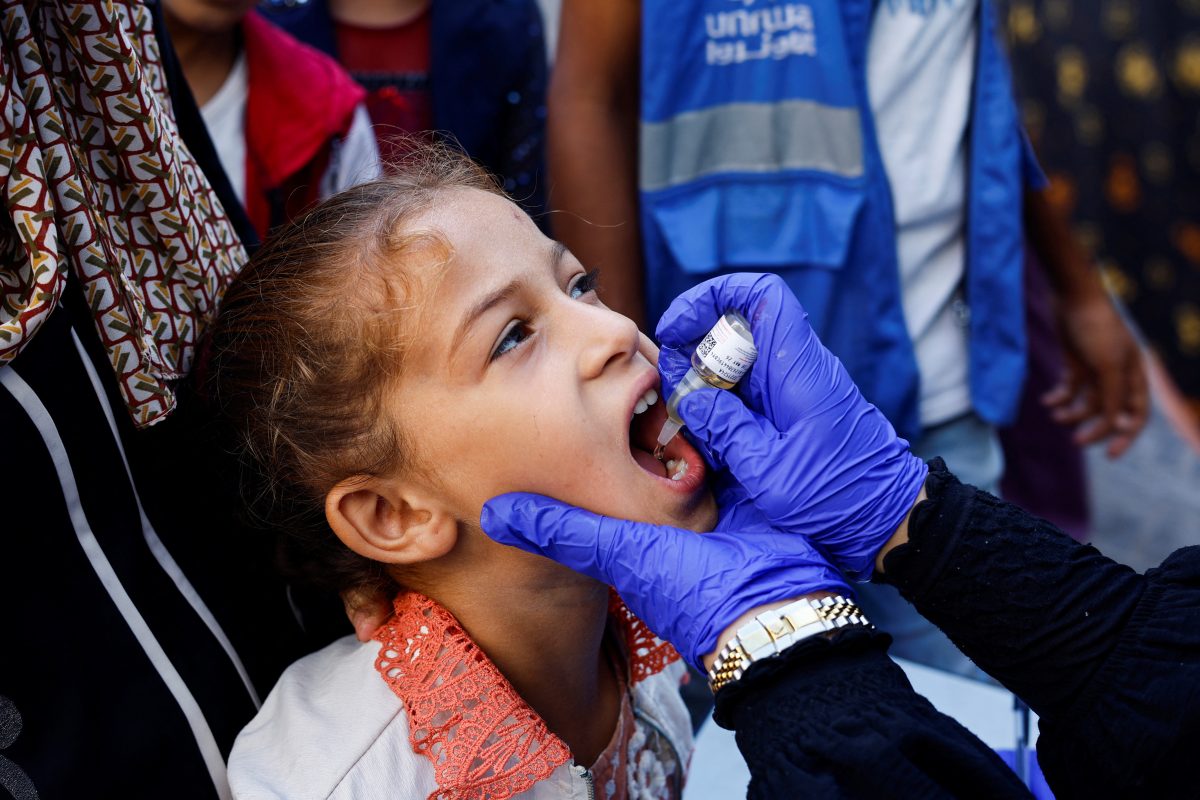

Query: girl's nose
[576,303,642,380]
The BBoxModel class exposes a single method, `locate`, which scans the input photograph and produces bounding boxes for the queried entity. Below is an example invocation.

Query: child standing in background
[261,0,549,223]
[163,0,381,237]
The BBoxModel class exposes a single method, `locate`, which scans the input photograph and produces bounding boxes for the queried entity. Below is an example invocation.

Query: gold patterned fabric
[0,0,246,427]
[1003,0,1200,418]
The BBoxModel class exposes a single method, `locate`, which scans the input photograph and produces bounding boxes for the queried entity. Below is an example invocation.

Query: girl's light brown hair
[205,145,504,593]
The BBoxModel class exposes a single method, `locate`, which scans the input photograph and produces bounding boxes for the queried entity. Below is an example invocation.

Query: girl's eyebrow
[449,242,568,354]
[548,240,567,271]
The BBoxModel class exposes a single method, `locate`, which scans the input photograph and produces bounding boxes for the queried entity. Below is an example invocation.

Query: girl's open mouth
[627,390,706,492]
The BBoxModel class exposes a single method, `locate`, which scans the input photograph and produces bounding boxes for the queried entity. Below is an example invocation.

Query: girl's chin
[625,483,718,533]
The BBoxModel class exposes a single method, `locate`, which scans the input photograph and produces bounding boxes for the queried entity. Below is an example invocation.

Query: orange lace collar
[373,590,680,800]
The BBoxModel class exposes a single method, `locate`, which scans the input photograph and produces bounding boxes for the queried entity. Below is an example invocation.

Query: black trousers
[0,289,348,799]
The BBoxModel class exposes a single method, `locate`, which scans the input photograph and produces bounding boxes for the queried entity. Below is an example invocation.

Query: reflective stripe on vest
[639,99,863,192]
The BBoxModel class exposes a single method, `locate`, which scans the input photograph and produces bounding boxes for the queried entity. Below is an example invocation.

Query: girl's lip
[651,437,707,494]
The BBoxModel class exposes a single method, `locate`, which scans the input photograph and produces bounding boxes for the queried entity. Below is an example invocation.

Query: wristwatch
[707,595,871,692]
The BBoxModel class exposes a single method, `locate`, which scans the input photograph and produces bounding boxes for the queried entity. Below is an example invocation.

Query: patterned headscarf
[0,0,246,427]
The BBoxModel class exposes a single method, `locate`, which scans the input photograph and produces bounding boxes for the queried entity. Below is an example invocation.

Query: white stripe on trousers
[70,330,261,709]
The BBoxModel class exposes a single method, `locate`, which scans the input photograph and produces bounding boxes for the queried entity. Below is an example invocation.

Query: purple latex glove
[656,273,927,579]
[480,486,850,671]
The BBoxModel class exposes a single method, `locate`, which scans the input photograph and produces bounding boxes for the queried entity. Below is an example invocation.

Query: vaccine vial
[655,310,757,458]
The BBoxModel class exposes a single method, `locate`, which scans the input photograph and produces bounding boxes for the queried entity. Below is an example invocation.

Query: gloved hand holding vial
[654,310,758,460]
[655,273,927,580]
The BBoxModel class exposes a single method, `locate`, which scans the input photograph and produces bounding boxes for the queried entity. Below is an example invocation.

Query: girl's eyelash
[489,269,602,362]
[490,321,529,362]
[570,269,600,298]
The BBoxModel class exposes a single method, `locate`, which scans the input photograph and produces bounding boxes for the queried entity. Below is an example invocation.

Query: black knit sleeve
[711,627,1033,799]
[879,459,1200,799]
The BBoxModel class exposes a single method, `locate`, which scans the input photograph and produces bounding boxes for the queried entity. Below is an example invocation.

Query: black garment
[714,460,1200,799]
[0,5,339,798]
[2,280,309,800]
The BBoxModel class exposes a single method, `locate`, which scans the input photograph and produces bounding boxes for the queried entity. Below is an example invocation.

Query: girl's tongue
[631,446,668,478]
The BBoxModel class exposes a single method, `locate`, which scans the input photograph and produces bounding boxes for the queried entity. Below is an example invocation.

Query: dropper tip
[655,419,683,459]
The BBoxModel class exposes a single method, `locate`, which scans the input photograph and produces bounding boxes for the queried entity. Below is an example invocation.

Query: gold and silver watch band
[707,595,872,693]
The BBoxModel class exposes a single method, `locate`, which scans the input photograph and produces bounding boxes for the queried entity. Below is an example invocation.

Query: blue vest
[639,0,1043,438]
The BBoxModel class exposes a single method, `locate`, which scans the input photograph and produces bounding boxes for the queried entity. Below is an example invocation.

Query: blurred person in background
[547,0,1148,676]
[163,0,381,238]
[261,0,549,225]
[1003,0,1200,444]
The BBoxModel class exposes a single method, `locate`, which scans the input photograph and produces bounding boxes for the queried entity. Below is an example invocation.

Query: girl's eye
[490,321,531,361]
[490,270,600,362]
[568,269,600,300]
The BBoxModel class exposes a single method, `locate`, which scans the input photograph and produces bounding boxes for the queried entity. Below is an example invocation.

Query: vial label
[696,315,757,383]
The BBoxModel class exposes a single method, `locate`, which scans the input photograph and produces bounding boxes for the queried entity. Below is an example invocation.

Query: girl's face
[392,188,717,533]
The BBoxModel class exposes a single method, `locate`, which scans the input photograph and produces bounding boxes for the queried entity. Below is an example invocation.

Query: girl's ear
[325,476,458,565]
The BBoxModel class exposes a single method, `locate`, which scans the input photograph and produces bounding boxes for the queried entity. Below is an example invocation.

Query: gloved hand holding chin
[480,486,849,672]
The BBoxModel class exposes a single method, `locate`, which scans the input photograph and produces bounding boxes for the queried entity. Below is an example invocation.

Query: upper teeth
[633,388,659,416]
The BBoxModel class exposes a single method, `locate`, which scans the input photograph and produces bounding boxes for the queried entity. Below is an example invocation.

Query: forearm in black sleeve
[880,459,1200,798]
[711,627,1033,800]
